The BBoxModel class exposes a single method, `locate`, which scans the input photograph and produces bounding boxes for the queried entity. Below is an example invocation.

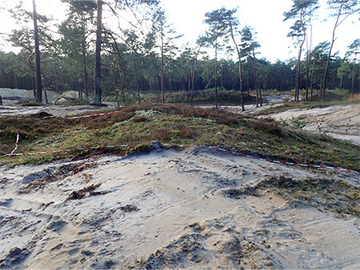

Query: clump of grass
[253,118,286,138]
[132,116,148,123]
[349,94,360,102]
[176,124,195,139]
[154,128,172,141]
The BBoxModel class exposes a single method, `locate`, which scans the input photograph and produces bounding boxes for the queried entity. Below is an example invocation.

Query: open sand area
[0,104,116,118]
[267,103,360,145]
[0,146,359,269]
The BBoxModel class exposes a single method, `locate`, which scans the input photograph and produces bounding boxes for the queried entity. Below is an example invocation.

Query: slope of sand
[267,103,360,145]
[1,147,359,269]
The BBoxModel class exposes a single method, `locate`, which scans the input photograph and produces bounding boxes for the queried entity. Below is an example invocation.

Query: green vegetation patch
[0,103,359,172]
[141,89,257,104]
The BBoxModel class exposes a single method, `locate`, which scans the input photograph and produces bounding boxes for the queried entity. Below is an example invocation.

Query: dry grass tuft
[132,116,148,123]
[253,118,285,138]
[349,94,360,102]
[176,124,195,139]
[154,128,172,141]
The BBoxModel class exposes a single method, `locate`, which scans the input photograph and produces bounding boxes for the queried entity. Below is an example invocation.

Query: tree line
[0,0,359,107]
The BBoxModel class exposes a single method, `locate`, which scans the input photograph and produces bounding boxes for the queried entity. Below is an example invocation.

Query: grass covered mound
[0,102,359,172]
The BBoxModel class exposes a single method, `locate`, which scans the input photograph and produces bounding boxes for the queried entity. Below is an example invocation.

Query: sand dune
[1,147,359,269]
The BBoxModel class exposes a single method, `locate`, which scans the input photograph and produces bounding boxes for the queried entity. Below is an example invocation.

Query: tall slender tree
[94,0,102,105]
[32,0,42,103]
[321,0,360,100]
[337,59,351,89]
[346,39,360,95]
[284,0,319,102]
[203,7,246,110]
[151,8,182,103]
[93,0,159,105]
[201,9,229,108]
[241,26,261,106]
[60,0,96,98]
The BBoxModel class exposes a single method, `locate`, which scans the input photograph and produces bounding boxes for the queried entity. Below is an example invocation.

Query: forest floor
[0,96,360,269]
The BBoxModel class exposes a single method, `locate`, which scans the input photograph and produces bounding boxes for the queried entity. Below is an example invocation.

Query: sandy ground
[266,103,360,145]
[218,95,360,145]
[0,103,117,117]
[0,89,60,105]
[0,147,359,269]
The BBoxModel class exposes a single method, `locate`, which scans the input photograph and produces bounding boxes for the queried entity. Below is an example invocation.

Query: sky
[0,0,359,63]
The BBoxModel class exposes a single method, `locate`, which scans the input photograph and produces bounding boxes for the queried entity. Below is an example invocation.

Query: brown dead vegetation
[253,118,286,138]
[67,183,102,200]
[76,103,244,129]
[19,162,98,194]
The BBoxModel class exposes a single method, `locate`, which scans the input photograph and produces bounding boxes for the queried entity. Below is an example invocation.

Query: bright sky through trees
[0,0,359,62]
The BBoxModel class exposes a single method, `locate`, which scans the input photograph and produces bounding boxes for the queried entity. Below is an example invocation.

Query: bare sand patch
[0,103,117,118]
[268,103,360,145]
[1,147,359,269]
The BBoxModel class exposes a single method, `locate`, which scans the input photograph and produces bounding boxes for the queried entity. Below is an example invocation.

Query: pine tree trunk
[168,71,172,92]
[161,33,165,103]
[214,45,218,109]
[295,8,306,102]
[229,22,244,111]
[252,48,261,107]
[82,40,89,97]
[322,3,343,100]
[339,76,343,89]
[351,62,355,95]
[33,0,42,103]
[94,0,102,105]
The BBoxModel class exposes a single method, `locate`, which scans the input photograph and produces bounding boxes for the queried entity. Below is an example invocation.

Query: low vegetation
[139,89,257,105]
[0,103,359,173]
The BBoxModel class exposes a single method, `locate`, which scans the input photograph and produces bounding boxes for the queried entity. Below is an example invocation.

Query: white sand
[267,103,360,145]
[0,147,359,269]
[0,88,60,104]
[0,103,117,117]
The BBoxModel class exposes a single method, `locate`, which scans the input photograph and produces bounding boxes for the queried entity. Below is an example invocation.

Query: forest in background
[0,0,359,106]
